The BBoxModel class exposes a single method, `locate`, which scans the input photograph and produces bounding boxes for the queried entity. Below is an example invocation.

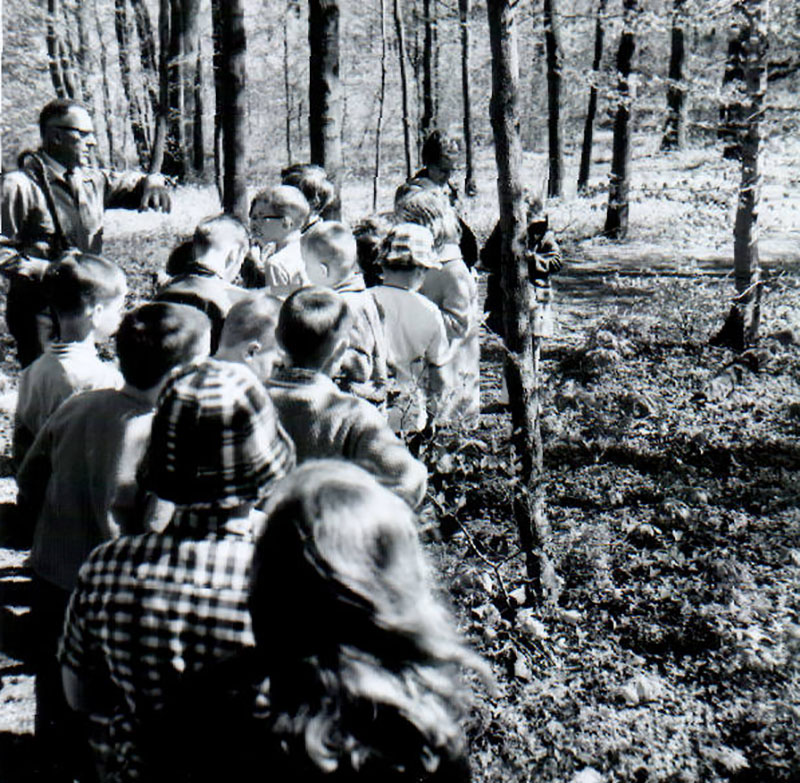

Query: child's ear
[89,302,104,325]
[245,340,263,359]
[322,334,349,375]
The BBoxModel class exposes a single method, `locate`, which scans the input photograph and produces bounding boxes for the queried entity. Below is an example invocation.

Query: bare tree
[211,0,248,218]
[604,0,638,239]
[459,0,476,196]
[308,0,343,218]
[486,0,556,606]
[712,0,768,350]
[46,0,75,99]
[420,0,436,141]
[543,0,564,198]
[283,9,293,164]
[661,0,687,150]
[393,0,413,177]
[130,0,160,144]
[374,0,389,210]
[578,0,607,193]
[92,0,117,166]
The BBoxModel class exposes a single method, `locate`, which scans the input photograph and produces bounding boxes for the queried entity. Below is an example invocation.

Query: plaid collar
[167,507,255,540]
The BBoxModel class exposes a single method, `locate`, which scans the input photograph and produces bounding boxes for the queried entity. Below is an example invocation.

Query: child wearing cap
[372,223,452,432]
[247,185,311,298]
[301,221,388,406]
[58,358,295,781]
[14,251,127,467]
[16,301,211,783]
[267,287,426,507]
[396,189,480,424]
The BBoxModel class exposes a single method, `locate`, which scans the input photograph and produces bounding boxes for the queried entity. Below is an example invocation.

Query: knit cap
[144,358,294,510]
[380,223,438,270]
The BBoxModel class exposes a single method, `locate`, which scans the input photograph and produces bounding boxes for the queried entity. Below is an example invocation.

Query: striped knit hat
[380,223,438,270]
[144,358,294,510]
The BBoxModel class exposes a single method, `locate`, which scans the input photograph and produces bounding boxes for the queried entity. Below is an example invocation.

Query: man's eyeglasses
[49,125,96,139]
[251,214,283,220]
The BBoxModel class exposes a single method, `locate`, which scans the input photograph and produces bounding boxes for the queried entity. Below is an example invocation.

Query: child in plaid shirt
[59,359,294,782]
[14,252,126,467]
[301,220,388,405]
[266,287,427,507]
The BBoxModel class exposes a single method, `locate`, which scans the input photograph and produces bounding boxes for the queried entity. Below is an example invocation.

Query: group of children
[11,154,488,782]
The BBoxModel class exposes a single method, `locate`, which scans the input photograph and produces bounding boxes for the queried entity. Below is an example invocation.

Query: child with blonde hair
[301,220,388,405]
[247,185,311,298]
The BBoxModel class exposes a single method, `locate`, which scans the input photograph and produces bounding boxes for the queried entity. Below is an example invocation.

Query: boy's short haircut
[353,215,390,286]
[280,163,336,217]
[219,295,282,351]
[300,221,357,273]
[395,189,460,248]
[116,302,210,390]
[250,185,310,228]
[43,251,126,315]
[193,214,249,258]
[39,98,87,134]
[421,129,460,170]
[277,287,351,367]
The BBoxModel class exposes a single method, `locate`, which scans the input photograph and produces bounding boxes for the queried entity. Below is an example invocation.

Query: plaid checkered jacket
[59,510,258,781]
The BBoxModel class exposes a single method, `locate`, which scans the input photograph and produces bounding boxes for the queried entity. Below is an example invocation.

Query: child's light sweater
[263,238,309,299]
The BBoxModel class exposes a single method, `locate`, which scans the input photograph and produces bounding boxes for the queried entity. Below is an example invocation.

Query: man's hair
[43,251,126,315]
[250,185,310,228]
[421,129,460,168]
[39,99,87,135]
[281,164,336,218]
[193,214,249,260]
[300,221,357,276]
[395,190,459,248]
[116,302,210,391]
[277,287,351,367]
[219,295,282,351]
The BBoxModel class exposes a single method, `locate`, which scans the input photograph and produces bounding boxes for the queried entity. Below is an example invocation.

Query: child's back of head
[193,214,250,279]
[44,251,127,318]
[277,287,351,372]
[280,163,336,221]
[300,221,357,287]
[217,295,283,382]
[395,189,460,250]
[116,302,211,392]
[250,185,310,237]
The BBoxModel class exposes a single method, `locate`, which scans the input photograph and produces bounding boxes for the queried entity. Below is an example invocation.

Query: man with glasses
[2,99,171,366]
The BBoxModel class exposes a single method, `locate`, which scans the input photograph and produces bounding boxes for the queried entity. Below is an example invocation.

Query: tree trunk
[719,20,748,159]
[420,0,436,141]
[393,0,413,178]
[604,0,638,239]
[308,0,343,218]
[55,0,80,100]
[459,0,476,196]
[193,45,205,174]
[152,0,171,174]
[115,0,151,168]
[72,0,91,103]
[130,0,160,144]
[211,0,248,219]
[283,9,293,164]
[92,0,117,167]
[543,0,564,198]
[374,0,389,210]
[712,0,767,350]
[46,0,72,99]
[486,0,556,607]
[577,0,606,194]
[661,0,687,150]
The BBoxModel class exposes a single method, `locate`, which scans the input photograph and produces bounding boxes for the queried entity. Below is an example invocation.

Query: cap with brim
[381,223,439,270]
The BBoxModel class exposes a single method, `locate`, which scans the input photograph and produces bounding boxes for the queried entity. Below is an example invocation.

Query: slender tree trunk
[374,0,389,210]
[604,0,638,239]
[72,0,90,102]
[193,45,204,174]
[115,0,151,168]
[93,0,116,167]
[421,0,435,141]
[578,0,607,193]
[55,0,80,99]
[211,0,248,218]
[393,0,413,178]
[151,0,170,174]
[211,0,223,200]
[719,19,748,159]
[47,0,75,99]
[308,0,342,218]
[486,0,556,607]
[661,0,687,150]
[459,0,476,196]
[283,9,293,164]
[712,0,768,349]
[543,0,564,197]
[130,0,160,145]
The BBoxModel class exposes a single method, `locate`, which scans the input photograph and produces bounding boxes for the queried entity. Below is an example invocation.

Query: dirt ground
[1,144,799,782]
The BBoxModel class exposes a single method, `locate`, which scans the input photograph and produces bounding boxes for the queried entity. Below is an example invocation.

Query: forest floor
[0,139,799,782]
